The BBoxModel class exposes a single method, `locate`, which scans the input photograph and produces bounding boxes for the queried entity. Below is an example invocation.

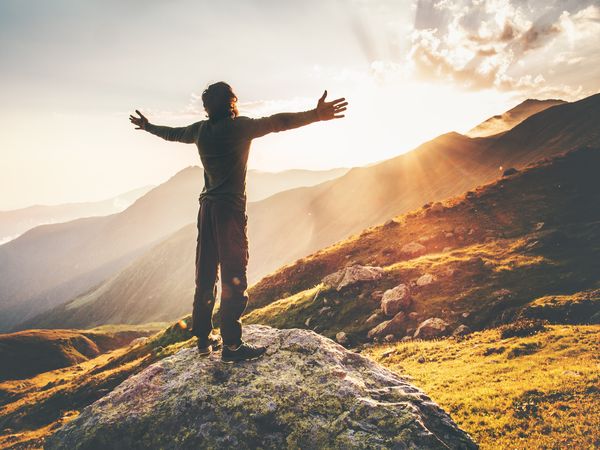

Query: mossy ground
[365,324,600,449]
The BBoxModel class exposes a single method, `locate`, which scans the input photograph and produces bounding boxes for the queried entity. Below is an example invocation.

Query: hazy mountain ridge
[0,185,154,246]
[0,167,348,331]
[466,98,566,138]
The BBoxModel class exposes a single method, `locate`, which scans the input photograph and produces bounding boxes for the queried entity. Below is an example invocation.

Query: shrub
[500,319,547,339]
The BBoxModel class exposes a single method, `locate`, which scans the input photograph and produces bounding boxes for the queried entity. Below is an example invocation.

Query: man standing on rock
[130,82,347,362]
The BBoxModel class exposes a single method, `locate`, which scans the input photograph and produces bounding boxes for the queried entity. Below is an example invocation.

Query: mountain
[0,324,162,381]
[466,98,566,138]
[0,168,202,332]
[0,167,349,332]
[246,167,349,201]
[19,93,600,331]
[244,147,600,340]
[0,185,154,245]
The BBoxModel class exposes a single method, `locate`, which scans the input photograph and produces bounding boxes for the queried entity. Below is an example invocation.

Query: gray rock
[414,318,450,339]
[322,265,385,291]
[47,325,477,450]
[368,312,406,339]
[381,284,412,316]
[401,242,427,256]
[416,273,435,286]
[335,331,348,345]
[365,312,381,325]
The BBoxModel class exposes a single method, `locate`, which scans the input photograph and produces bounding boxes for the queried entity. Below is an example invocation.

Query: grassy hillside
[366,324,600,449]
[0,324,164,382]
[245,147,600,341]
[21,94,600,331]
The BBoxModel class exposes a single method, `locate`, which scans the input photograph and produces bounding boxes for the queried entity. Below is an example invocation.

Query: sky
[1,0,599,210]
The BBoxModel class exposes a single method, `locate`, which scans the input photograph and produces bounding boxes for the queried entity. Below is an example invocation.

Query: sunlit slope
[467,98,565,138]
[245,148,600,340]
[367,324,600,449]
[0,324,162,382]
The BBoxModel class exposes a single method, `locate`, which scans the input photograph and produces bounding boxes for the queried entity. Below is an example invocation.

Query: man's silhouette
[130,82,347,362]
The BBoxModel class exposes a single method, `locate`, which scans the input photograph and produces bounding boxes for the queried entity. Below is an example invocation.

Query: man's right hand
[129,110,149,130]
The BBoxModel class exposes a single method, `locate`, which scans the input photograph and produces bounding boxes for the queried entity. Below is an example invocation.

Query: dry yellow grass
[366,324,600,449]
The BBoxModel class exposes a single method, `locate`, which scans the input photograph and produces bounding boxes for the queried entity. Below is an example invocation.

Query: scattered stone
[468,228,475,235]
[383,219,397,228]
[445,232,454,239]
[380,284,412,316]
[414,318,450,339]
[365,312,381,325]
[384,334,395,343]
[401,336,413,342]
[452,325,471,337]
[336,332,348,345]
[442,246,453,252]
[417,355,426,363]
[381,349,396,358]
[418,235,434,243]
[47,325,477,450]
[319,306,331,315]
[370,290,383,301]
[461,312,470,318]
[401,242,427,256]
[323,298,328,305]
[535,222,545,231]
[305,318,312,327]
[408,312,419,320]
[416,273,435,287]
[502,167,519,177]
[493,289,514,301]
[321,265,385,291]
[367,312,406,340]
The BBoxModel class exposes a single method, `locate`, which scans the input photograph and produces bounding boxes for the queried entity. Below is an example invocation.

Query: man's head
[202,82,239,122]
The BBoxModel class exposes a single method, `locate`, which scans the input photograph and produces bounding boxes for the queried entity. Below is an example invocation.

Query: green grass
[365,324,600,449]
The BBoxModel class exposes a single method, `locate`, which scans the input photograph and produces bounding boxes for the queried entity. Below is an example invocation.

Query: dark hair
[201,82,238,122]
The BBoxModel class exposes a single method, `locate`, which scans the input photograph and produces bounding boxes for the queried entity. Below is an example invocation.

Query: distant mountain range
[14,93,600,331]
[0,168,348,331]
[0,186,154,245]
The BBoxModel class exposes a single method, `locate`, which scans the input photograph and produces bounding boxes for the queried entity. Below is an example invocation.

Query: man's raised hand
[129,110,149,130]
[316,90,348,121]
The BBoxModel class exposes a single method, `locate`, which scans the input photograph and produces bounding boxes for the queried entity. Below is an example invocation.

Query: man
[130,82,347,362]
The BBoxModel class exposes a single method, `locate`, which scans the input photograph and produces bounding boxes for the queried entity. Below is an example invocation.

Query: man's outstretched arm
[129,110,200,144]
[244,90,347,139]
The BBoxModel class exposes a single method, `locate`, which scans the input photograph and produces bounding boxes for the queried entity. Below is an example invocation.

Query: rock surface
[380,284,412,316]
[414,318,450,339]
[322,265,385,291]
[367,312,407,340]
[47,325,477,450]
[401,242,427,256]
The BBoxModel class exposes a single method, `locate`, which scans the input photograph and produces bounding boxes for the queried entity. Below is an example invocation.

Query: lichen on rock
[47,325,477,450]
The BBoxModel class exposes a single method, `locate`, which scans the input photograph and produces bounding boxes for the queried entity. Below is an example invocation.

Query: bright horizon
[1,0,599,210]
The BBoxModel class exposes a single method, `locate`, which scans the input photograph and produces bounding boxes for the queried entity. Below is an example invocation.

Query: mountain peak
[47,325,477,449]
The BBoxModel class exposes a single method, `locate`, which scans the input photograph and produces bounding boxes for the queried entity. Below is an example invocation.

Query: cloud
[402,0,600,98]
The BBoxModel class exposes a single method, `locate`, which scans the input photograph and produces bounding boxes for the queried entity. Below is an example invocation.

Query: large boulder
[367,312,407,340]
[381,284,412,316]
[414,318,450,339]
[47,325,477,450]
[322,265,385,291]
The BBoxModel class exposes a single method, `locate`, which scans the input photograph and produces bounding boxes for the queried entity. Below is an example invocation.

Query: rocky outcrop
[414,318,450,339]
[322,265,385,291]
[47,325,477,450]
[367,312,407,340]
[380,284,412,316]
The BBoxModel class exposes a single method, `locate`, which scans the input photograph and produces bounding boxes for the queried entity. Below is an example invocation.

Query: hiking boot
[197,334,223,356]
[221,341,266,363]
